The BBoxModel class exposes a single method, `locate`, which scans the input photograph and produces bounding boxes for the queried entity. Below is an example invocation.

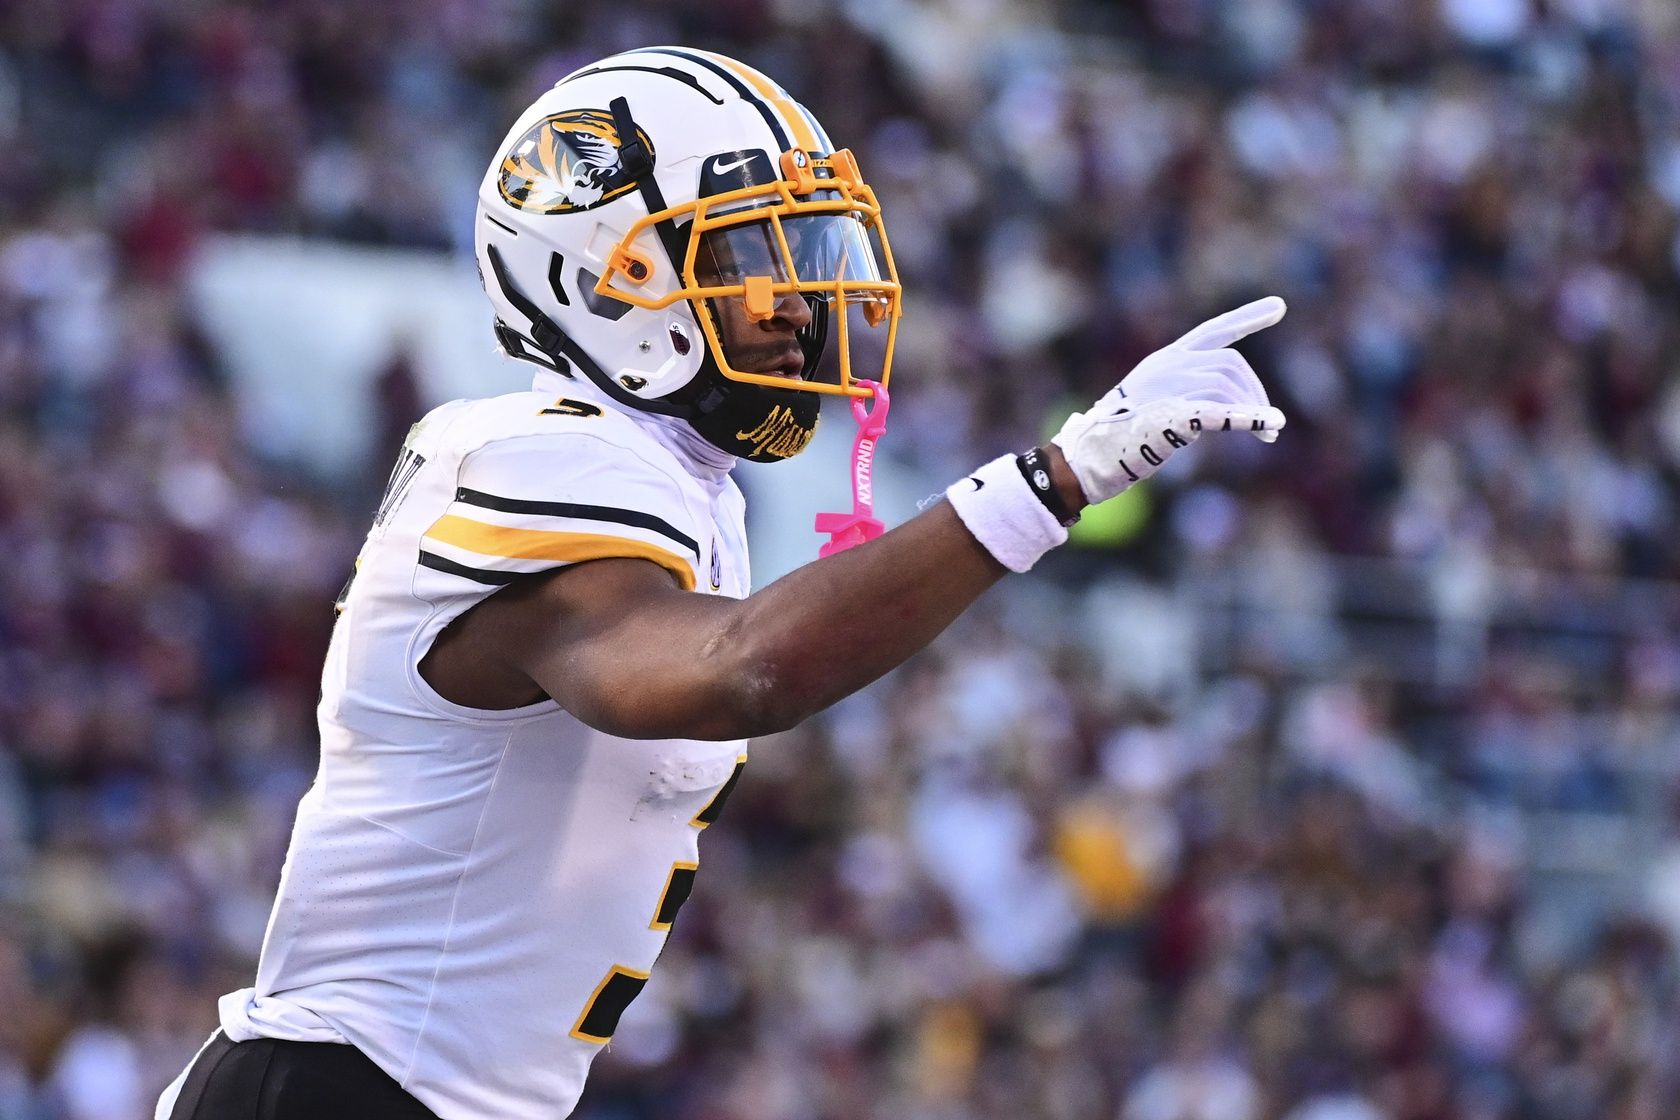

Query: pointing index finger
[1174,296,1288,351]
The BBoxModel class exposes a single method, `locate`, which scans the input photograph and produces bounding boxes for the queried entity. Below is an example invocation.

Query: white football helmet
[474,47,902,461]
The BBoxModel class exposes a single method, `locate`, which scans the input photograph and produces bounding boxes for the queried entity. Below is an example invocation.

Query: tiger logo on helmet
[497,110,654,214]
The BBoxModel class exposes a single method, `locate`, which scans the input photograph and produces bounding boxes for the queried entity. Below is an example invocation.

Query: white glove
[1052,297,1289,505]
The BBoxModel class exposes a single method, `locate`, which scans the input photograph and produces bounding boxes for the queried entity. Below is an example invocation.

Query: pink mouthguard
[814,379,890,557]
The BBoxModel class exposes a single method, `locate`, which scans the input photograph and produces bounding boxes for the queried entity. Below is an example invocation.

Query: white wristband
[945,453,1068,573]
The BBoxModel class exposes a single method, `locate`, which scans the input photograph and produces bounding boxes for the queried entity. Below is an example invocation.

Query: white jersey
[209,371,751,1119]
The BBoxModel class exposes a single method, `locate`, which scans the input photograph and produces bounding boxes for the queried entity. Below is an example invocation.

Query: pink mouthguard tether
[814,379,891,558]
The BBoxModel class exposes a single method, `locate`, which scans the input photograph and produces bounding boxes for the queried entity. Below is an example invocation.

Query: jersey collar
[529,370,737,487]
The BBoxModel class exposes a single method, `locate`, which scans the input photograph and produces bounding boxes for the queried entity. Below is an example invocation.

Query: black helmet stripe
[792,100,831,153]
[631,47,791,152]
[558,63,726,105]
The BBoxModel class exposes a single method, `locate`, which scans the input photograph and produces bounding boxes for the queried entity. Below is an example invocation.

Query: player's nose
[767,290,812,332]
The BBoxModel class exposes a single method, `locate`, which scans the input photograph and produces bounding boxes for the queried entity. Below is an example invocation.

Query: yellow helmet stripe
[697,50,820,153]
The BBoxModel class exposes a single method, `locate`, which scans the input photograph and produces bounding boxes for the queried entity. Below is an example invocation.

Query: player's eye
[699,222,789,283]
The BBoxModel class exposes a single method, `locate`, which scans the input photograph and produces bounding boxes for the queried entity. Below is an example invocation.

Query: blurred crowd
[5,0,1680,1118]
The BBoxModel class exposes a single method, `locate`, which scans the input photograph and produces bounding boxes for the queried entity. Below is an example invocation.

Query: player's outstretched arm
[450,497,1009,740]
[421,298,1289,740]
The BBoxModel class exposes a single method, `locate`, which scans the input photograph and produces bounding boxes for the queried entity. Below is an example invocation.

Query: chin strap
[607,96,687,270]
[493,320,569,375]
[814,380,890,557]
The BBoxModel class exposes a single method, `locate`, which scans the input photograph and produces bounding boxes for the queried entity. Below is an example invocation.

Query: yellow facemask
[593,148,902,401]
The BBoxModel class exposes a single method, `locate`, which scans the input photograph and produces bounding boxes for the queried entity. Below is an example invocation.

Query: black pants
[167,1031,441,1119]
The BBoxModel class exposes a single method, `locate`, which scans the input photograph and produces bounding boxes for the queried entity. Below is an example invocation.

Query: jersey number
[539,397,603,418]
[335,442,427,614]
[567,755,746,1044]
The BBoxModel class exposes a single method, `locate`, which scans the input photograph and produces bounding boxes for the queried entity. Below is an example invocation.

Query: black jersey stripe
[418,550,523,585]
[632,47,790,151]
[453,488,700,555]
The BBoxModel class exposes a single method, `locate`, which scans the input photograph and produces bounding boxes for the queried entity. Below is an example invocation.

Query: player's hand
[1051,297,1289,505]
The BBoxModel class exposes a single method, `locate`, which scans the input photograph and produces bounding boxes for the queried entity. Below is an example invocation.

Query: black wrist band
[1016,447,1080,526]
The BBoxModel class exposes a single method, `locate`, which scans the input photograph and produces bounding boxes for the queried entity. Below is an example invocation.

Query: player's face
[695,222,813,379]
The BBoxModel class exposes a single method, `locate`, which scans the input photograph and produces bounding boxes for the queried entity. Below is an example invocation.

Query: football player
[158,47,1286,1120]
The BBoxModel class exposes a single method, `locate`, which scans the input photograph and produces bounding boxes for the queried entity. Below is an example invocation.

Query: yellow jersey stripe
[424,515,697,591]
[700,51,819,153]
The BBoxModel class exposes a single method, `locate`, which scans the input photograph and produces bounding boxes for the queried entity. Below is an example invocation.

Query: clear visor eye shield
[595,147,902,399]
